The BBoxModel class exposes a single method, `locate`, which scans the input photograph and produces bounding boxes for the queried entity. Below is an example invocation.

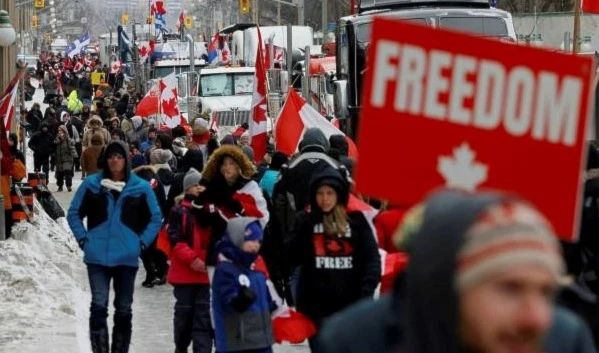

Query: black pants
[74,142,82,171]
[55,169,74,188]
[4,209,12,239]
[140,241,169,281]
[33,154,50,175]
[173,284,213,353]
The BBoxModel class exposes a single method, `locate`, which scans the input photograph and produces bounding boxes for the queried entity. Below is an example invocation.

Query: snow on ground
[0,201,91,353]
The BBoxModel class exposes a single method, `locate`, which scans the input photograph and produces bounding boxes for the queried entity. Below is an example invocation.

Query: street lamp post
[0,9,16,241]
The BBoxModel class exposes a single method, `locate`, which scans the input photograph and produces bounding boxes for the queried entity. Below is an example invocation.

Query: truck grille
[216,110,250,126]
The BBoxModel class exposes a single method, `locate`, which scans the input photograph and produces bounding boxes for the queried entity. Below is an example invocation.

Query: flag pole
[573,0,582,53]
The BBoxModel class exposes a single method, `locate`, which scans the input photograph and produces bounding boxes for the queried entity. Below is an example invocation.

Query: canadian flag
[248,26,269,163]
[73,61,84,72]
[150,0,166,15]
[0,68,25,132]
[136,80,160,117]
[583,0,599,13]
[138,41,151,63]
[175,11,185,31]
[159,72,181,128]
[221,41,231,64]
[275,89,358,159]
[110,60,121,74]
[209,112,218,131]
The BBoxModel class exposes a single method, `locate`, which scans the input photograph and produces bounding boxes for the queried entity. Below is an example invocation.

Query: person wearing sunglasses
[67,140,163,353]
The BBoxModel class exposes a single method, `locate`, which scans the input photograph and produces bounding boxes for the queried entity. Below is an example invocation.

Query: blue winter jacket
[67,141,163,268]
[212,220,275,352]
[259,170,279,199]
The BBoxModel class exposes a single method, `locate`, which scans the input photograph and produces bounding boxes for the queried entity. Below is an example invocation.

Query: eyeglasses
[107,153,125,160]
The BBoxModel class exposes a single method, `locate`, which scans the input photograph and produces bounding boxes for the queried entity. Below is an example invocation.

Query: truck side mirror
[334,80,349,119]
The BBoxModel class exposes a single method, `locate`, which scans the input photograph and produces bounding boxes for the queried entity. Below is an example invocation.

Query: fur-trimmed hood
[202,145,256,182]
[132,164,170,175]
[86,115,104,129]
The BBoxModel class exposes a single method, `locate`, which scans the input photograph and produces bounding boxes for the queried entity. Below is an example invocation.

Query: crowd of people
[3,49,599,353]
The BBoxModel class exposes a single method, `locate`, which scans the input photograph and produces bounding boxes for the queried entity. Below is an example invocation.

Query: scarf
[101,179,126,192]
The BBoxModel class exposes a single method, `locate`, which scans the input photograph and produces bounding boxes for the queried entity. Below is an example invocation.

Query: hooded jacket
[67,90,83,113]
[80,133,104,175]
[287,168,381,325]
[67,141,163,268]
[82,115,110,148]
[28,123,54,157]
[273,128,341,235]
[212,217,275,352]
[53,125,77,172]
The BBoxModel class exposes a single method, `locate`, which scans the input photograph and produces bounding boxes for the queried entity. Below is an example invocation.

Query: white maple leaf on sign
[437,142,488,192]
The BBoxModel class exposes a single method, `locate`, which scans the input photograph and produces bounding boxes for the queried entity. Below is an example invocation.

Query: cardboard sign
[355,18,594,241]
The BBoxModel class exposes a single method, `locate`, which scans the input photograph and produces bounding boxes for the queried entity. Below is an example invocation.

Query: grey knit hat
[183,168,202,192]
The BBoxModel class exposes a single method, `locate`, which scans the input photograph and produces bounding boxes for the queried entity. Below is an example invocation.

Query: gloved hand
[230,285,257,312]
[190,258,206,272]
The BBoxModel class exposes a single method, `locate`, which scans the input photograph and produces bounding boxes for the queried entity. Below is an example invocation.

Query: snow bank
[0,200,89,350]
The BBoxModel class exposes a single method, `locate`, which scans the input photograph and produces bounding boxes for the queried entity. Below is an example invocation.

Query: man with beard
[315,191,596,353]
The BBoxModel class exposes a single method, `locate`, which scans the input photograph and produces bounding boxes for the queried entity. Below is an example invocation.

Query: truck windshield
[357,18,428,43]
[153,66,201,79]
[200,73,254,97]
[439,17,508,36]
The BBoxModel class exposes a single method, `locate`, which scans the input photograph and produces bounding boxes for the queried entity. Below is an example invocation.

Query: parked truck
[334,0,516,138]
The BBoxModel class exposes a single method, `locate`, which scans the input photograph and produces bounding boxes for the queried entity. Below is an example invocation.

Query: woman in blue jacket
[67,140,163,353]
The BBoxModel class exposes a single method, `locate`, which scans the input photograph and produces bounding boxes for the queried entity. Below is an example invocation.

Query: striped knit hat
[456,201,564,290]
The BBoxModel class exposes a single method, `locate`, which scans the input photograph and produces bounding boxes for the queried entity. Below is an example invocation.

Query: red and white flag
[138,41,151,63]
[209,112,218,131]
[136,80,160,117]
[110,60,121,74]
[221,41,231,64]
[159,72,181,128]
[249,27,269,163]
[275,89,358,159]
[150,0,166,15]
[0,68,26,132]
[583,0,599,13]
[176,11,185,31]
[73,61,84,72]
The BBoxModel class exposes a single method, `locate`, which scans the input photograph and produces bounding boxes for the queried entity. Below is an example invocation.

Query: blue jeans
[87,264,138,352]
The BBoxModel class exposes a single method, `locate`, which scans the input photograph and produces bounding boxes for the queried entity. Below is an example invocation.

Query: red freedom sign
[355,18,594,241]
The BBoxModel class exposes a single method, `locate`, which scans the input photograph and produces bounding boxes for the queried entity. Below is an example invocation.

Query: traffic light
[121,13,129,25]
[31,15,38,27]
[146,16,153,24]
[184,17,192,29]
[239,0,250,14]
[34,0,44,8]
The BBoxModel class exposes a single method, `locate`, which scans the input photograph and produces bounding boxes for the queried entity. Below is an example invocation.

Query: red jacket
[167,198,210,284]
[374,209,406,253]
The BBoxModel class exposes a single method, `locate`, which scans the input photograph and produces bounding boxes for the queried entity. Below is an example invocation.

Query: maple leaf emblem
[437,142,488,192]
[139,46,149,57]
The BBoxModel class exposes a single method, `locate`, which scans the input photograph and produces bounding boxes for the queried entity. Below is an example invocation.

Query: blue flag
[66,31,90,58]
[155,13,166,31]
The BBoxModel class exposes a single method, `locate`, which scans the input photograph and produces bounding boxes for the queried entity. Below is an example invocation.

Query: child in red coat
[167,168,213,353]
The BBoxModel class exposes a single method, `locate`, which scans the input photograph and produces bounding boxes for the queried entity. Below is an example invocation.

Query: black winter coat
[287,210,381,325]
[28,130,54,157]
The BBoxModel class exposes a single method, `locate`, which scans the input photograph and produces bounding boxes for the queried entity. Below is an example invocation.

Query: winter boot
[90,328,109,353]
[111,315,132,353]
[174,349,187,353]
